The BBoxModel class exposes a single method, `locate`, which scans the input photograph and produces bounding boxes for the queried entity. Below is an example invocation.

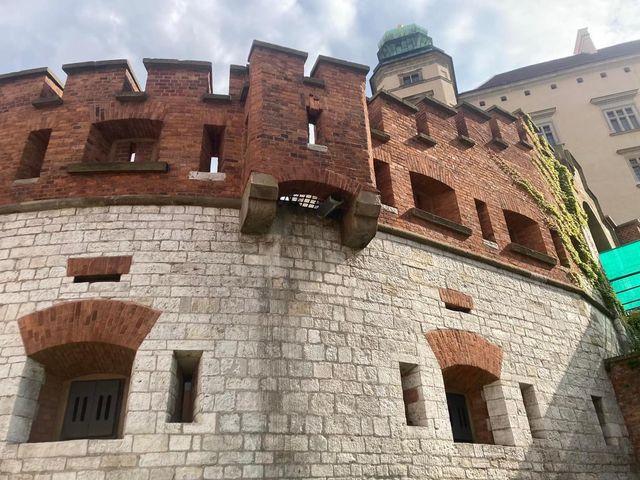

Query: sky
[1,0,639,94]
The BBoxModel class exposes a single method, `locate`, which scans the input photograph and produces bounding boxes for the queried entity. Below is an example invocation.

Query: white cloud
[0,0,638,94]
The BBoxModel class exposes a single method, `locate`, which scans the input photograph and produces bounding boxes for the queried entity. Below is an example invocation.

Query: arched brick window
[410,172,462,224]
[82,118,163,164]
[503,210,546,253]
[16,299,160,443]
[426,329,511,445]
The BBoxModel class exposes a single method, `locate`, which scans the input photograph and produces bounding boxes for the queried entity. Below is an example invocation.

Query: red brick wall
[607,353,640,459]
[616,220,640,246]
[0,41,596,288]
[371,94,574,283]
[66,256,132,277]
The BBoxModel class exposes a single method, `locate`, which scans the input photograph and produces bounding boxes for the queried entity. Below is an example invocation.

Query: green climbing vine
[490,115,623,316]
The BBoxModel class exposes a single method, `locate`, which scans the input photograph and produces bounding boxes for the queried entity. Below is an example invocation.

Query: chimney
[574,28,597,55]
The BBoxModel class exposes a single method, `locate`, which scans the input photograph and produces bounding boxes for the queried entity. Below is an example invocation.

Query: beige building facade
[460,30,640,245]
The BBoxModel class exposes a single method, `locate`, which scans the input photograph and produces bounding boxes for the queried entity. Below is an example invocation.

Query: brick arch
[425,329,502,387]
[277,168,363,201]
[18,299,161,358]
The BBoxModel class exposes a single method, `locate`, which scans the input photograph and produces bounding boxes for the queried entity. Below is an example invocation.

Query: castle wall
[0,206,635,479]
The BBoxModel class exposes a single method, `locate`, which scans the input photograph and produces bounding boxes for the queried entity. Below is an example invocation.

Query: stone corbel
[239,172,279,234]
[341,190,381,249]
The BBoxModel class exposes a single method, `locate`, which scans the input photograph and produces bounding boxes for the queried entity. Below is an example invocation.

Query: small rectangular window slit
[520,383,546,439]
[170,351,202,423]
[73,274,122,283]
[591,395,614,445]
[399,362,427,427]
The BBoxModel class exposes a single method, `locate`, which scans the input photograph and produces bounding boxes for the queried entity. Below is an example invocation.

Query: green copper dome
[377,24,434,62]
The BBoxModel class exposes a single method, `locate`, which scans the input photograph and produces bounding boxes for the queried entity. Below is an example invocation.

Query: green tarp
[600,240,640,311]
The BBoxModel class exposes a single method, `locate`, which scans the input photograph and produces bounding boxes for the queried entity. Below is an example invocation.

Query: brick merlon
[142,58,212,71]
[368,90,418,113]
[456,101,492,121]
[62,59,132,74]
[310,55,370,77]
[416,95,458,117]
[486,105,518,122]
[230,64,249,74]
[0,67,64,89]
[248,40,308,61]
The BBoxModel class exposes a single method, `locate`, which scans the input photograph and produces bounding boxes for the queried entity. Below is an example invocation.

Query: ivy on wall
[490,115,623,316]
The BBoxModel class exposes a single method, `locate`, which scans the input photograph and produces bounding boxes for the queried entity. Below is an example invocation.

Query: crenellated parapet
[0,40,599,288]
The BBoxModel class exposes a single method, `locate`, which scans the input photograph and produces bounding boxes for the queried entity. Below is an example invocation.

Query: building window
[503,210,546,253]
[500,95,507,102]
[628,157,640,183]
[600,72,608,78]
[200,125,224,173]
[474,199,496,243]
[550,83,557,89]
[374,159,395,206]
[534,122,558,146]
[61,379,123,440]
[624,67,631,73]
[520,383,546,439]
[401,71,422,86]
[399,363,427,426]
[524,90,531,96]
[16,129,52,179]
[170,351,202,423]
[447,393,474,442]
[577,77,584,83]
[479,101,486,107]
[604,105,640,133]
[410,172,462,224]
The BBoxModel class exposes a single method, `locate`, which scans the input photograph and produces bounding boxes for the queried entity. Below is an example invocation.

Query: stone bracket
[341,190,381,249]
[239,172,279,234]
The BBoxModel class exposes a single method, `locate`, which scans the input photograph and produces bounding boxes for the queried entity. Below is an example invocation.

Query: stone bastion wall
[0,205,635,479]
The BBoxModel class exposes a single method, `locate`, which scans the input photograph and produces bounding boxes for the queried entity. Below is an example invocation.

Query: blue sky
[1,0,639,94]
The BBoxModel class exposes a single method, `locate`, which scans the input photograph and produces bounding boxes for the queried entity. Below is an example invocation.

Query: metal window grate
[279,194,321,210]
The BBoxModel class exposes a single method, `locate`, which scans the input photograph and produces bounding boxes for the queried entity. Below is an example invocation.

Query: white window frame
[534,121,559,146]
[399,70,422,86]
[627,156,640,183]
[603,104,640,133]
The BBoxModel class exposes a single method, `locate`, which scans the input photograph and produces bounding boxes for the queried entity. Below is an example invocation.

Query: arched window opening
[503,210,546,253]
[410,172,461,224]
[82,118,162,164]
[442,365,497,444]
[28,342,134,442]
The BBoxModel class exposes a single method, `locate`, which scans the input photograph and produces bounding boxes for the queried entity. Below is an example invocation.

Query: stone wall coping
[0,67,64,89]
[310,55,370,77]
[62,59,131,74]
[369,90,419,113]
[248,40,308,61]
[142,58,212,71]
[605,351,640,366]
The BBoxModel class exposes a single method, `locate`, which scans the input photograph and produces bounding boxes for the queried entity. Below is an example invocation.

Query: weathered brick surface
[438,287,474,311]
[608,353,640,459]
[66,255,132,277]
[18,299,160,355]
[0,206,634,478]
[616,219,640,245]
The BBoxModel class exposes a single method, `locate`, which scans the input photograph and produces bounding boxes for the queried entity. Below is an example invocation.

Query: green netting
[600,240,640,311]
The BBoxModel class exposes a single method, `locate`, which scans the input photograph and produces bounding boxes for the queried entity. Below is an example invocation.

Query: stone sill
[489,137,509,150]
[457,134,476,147]
[517,139,533,150]
[67,162,169,174]
[202,93,232,104]
[483,239,499,250]
[415,132,437,147]
[508,242,557,266]
[307,143,328,153]
[410,208,472,236]
[610,127,640,137]
[188,171,226,182]
[13,178,39,185]
[381,204,398,214]
[115,92,147,103]
[370,128,390,142]
[32,97,63,108]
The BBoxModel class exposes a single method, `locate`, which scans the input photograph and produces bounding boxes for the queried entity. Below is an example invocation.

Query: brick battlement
[0,40,592,293]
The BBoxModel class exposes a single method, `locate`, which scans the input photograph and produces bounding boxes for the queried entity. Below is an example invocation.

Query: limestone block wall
[0,205,636,479]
